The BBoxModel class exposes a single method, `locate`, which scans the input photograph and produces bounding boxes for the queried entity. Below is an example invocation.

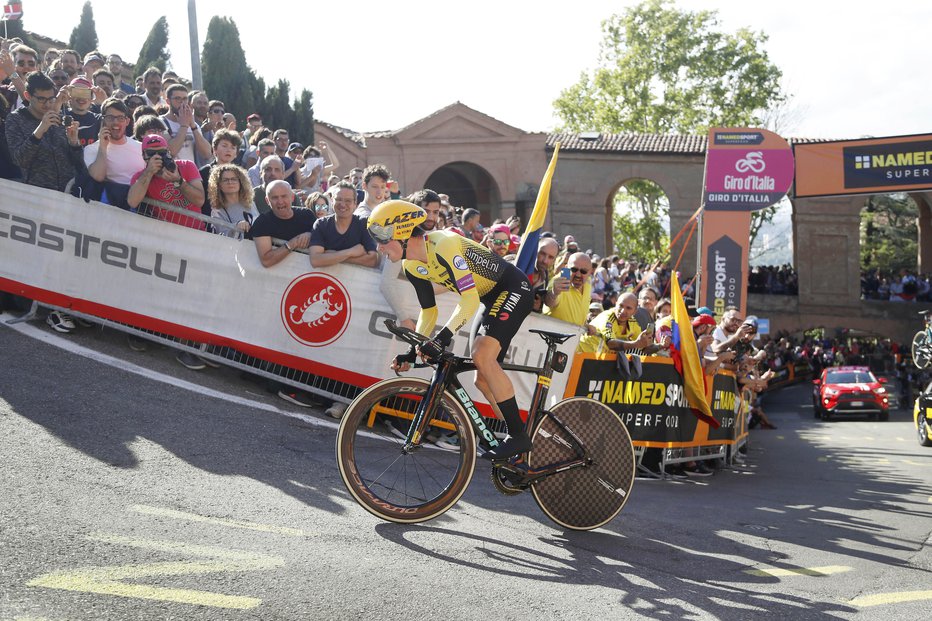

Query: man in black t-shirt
[248,180,315,268]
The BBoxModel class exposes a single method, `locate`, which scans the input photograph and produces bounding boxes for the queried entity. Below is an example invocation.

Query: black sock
[496,397,527,438]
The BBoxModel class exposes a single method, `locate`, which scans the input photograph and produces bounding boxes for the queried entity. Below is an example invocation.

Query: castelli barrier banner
[0,180,579,413]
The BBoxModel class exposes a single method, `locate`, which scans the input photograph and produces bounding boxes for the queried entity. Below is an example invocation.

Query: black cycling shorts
[475,270,534,361]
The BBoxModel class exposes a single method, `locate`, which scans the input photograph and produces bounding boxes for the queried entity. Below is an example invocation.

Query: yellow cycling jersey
[403,229,514,337]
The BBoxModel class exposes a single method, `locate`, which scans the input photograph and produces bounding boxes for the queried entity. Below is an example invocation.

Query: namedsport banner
[794,133,932,198]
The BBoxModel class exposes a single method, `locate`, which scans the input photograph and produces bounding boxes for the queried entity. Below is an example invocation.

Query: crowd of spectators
[4,38,901,466]
[861,268,932,302]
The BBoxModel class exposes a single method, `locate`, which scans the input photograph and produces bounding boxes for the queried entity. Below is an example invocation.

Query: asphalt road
[2,313,931,620]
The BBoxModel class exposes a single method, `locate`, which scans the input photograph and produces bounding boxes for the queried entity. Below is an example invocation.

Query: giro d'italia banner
[794,133,932,198]
[564,354,742,448]
[697,128,794,320]
[0,180,579,412]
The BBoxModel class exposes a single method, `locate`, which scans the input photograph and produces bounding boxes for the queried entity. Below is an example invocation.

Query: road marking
[744,565,852,577]
[850,590,932,607]
[27,534,283,610]
[0,316,337,431]
[130,504,312,538]
[818,457,829,462]
[776,435,785,440]
[901,460,925,466]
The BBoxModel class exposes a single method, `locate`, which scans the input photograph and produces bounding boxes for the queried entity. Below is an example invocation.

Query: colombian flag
[669,270,719,428]
[515,142,560,277]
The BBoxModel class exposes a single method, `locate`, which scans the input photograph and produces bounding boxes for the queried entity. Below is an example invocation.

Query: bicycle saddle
[529,329,574,345]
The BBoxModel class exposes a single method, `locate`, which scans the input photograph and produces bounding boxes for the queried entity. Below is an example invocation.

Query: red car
[812,366,889,421]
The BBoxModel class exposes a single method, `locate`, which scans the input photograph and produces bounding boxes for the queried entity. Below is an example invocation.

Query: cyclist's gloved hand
[419,327,453,361]
[392,345,418,368]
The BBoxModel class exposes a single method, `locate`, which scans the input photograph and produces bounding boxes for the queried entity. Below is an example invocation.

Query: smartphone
[560,267,571,279]
[72,87,92,100]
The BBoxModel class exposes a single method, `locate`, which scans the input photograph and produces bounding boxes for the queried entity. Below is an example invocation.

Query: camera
[160,153,176,172]
[61,115,73,127]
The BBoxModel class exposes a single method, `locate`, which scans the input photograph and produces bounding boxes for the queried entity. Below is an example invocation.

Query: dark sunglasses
[210,108,224,114]
[143,149,168,158]
[570,267,589,275]
[491,239,510,246]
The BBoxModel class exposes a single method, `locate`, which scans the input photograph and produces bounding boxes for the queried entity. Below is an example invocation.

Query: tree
[68,1,99,57]
[134,16,171,74]
[555,0,783,134]
[555,0,785,253]
[612,179,669,260]
[290,89,315,147]
[860,194,918,274]
[201,16,257,127]
[200,16,314,144]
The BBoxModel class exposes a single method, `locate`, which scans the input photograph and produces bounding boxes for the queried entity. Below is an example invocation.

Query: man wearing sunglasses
[128,134,205,227]
[544,251,594,327]
[367,199,535,461]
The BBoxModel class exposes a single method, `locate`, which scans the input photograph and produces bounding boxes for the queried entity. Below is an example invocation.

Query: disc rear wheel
[528,398,635,531]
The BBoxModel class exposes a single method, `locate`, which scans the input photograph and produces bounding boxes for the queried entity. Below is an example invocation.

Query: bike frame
[400,335,593,483]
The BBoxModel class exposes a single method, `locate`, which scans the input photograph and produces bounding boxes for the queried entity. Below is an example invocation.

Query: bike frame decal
[452,385,499,447]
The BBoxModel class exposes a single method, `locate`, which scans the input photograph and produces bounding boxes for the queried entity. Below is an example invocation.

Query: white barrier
[0,180,579,411]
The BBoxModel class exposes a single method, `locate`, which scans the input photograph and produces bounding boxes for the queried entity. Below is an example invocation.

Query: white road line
[1,314,338,431]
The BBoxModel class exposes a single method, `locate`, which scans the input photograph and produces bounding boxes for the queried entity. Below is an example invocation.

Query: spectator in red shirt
[128,134,205,229]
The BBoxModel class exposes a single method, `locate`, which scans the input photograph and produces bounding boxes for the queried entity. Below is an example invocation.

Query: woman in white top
[208,163,258,237]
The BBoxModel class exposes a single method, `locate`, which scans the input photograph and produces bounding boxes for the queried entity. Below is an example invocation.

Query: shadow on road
[5,323,931,619]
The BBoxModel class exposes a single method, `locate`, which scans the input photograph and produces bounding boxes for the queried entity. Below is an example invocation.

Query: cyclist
[367,200,534,461]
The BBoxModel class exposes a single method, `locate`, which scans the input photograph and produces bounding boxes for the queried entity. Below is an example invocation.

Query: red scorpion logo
[281,274,351,347]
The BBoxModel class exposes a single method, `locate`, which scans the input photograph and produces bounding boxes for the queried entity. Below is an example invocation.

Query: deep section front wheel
[912,331,931,369]
[528,397,635,531]
[336,377,477,524]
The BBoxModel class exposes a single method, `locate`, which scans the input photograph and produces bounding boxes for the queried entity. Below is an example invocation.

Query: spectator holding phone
[61,77,101,147]
[544,251,594,328]
[5,72,82,191]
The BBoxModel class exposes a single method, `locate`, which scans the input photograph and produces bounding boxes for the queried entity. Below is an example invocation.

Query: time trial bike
[335,320,636,531]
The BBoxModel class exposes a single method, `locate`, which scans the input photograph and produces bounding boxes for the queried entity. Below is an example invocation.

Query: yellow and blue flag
[514,143,560,277]
[669,270,719,428]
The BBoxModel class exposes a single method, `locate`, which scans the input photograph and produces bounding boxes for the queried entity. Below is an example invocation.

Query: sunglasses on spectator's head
[143,149,168,158]
[570,267,589,274]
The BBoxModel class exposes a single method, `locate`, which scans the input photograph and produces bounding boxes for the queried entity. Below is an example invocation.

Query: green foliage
[134,16,170,74]
[860,194,918,273]
[200,16,314,144]
[554,0,783,134]
[554,0,785,254]
[612,182,670,262]
[68,1,99,57]
[201,17,256,123]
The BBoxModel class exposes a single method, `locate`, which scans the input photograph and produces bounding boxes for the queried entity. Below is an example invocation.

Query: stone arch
[423,161,502,223]
[603,176,673,258]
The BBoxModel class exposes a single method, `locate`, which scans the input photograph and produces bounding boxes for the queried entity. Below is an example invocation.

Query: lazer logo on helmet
[377,211,423,226]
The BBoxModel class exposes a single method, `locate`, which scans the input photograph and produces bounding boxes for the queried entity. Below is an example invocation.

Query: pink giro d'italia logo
[281,273,351,347]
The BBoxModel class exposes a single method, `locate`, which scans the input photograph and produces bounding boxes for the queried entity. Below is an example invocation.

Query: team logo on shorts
[416,266,429,276]
[281,273,351,347]
[453,255,468,270]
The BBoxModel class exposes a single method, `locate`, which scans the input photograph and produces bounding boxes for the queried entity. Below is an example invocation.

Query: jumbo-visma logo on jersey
[281,273,351,347]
